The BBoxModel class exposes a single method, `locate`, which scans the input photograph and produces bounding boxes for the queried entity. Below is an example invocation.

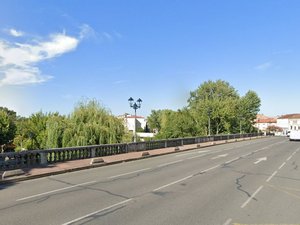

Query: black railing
[0,133,262,171]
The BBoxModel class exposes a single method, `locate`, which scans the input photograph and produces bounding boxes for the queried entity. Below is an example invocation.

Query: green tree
[188,80,239,135]
[238,90,261,133]
[62,99,125,147]
[147,110,162,132]
[45,113,66,148]
[0,107,17,145]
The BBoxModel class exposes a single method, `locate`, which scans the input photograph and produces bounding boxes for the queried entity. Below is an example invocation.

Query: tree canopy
[2,79,261,150]
[0,107,17,145]
[148,80,261,138]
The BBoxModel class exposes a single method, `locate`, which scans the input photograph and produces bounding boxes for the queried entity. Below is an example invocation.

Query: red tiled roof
[277,114,300,119]
[256,118,277,123]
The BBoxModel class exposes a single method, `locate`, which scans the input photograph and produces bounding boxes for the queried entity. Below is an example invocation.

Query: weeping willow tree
[62,99,125,147]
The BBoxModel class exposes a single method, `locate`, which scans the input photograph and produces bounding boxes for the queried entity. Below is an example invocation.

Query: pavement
[0,137,257,183]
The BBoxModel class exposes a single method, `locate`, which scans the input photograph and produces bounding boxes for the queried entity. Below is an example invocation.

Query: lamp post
[128,97,142,142]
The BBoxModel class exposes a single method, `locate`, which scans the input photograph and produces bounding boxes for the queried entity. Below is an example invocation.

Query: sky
[0,0,300,118]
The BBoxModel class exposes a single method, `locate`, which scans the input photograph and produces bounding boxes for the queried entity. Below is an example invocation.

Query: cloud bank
[0,28,86,86]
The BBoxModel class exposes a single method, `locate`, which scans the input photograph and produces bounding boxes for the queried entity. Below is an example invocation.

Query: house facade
[118,113,147,132]
[254,114,277,133]
[277,114,300,134]
[254,113,300,136]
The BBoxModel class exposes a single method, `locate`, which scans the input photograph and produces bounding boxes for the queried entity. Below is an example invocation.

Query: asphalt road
[0,137,299,225]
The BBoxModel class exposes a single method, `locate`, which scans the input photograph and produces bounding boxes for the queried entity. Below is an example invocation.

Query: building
[277,114,300,134]
[254,115,277,133]
[118,113,155,140]
[255,113,300,136]
[118,113,147,132]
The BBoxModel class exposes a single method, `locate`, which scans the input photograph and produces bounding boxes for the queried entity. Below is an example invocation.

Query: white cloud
[8,28,24,37]
[255,62,272,71]
[0,31,80,86]
[79,24,96,40]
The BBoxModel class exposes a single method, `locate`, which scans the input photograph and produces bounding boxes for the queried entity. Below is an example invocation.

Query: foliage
[4,79,261,149]
[267,125,282,133]
[150,80,261,138]
[62,99,125,147]
[13,99,125,150]
[0,107,17,145]
[149,109,197,139]
[188,80,240,135]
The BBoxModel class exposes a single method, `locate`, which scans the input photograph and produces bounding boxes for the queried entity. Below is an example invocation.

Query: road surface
[0,137,299,225]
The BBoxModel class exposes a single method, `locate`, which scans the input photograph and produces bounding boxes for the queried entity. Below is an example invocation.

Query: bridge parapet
[0,133,262,171]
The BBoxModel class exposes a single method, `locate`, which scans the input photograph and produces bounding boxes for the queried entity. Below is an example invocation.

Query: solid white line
[157,160,183,168]
[223,218,232,225]
[241,185,264,208]
[287,155,293,161]
[278,162,286,170]
[266,171,278,182]
[61,198,132,225]
[109,168,151,179]
[153,175,193,192]
[17,181,96,201]
[201,165,220,173]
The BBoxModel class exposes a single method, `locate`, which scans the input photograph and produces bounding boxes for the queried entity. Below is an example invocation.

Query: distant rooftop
[117,113,145,119]
[256,118,277,123]
[277,114,300,119]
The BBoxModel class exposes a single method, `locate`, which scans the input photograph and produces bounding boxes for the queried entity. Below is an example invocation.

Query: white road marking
[254,157,267,164]
[287,155,293,161]
[278,162,286,170]
[225,157,239,164]
[61,198,133,225]
[211,154,228,160]
[198,150,211,153]
[266,171,278,182]
[153,175,193,192]
[175,150,210,157]
[187,154,209,160]
[241,185,264,208]
[17,181,97,201]
[223,218,232,225]
[241,153,252,158]
[201,165,220,173]
[157,160,183,168]
[109,168,151,179]
[175,152,197,157]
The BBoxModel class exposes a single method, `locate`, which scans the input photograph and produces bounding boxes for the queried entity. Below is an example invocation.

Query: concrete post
[40,152,48,166]
[91,148,96,158]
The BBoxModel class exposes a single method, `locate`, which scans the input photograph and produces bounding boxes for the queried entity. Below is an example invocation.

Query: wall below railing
[0,133,262,171]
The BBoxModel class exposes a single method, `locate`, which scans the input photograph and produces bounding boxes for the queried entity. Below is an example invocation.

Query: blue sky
[0,0,299,118]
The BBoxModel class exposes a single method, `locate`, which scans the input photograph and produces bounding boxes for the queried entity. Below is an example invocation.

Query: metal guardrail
[0,133,261,171]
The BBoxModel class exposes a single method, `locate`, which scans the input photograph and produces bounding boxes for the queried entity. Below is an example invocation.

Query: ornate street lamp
[128,97,142,142]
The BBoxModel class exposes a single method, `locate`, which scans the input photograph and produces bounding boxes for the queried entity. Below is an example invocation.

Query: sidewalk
[0,138,258,183]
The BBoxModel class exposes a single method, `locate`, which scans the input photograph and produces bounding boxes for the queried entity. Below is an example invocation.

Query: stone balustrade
[0,133,261,171]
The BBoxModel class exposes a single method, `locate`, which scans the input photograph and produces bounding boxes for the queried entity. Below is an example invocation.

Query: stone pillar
[91,148,96,158]
[40,152,48,166]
